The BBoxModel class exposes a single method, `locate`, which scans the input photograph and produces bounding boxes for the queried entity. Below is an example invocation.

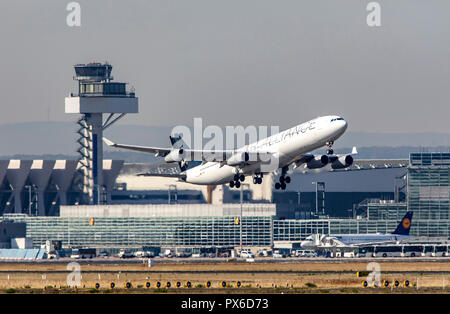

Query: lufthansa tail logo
[402,218,411,229]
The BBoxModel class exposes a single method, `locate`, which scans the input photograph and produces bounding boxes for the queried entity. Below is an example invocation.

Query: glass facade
[273,220,329,241]
[366,202,408,221]
[9,215,272,248]
[5,213,449,248]
[408,153,450,220]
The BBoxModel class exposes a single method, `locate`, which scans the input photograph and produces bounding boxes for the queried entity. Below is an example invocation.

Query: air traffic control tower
[65,63,138,204]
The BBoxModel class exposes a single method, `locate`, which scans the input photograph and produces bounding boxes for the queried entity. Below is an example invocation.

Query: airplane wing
[103,137,172,157]
[104,137,273,164]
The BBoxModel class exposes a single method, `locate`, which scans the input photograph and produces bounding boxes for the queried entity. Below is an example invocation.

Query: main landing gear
[229,174,245,189]
[252,173,263,185]
[275,166,291,190]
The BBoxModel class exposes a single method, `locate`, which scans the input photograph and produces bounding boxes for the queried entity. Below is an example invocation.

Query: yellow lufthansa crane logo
[234,217,240,225]
[89,218,95,226]
[402,218,410,229]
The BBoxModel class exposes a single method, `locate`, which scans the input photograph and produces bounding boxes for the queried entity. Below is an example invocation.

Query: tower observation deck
[65,62,138,204]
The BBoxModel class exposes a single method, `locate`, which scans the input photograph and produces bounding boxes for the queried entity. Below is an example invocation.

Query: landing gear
[275,166,290,190]
[229,173,245,188]
[252,173,263,185]
[326,141,334,155]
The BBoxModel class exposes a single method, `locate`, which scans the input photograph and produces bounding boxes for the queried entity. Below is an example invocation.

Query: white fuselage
[300,234,412,249]
[184,115,348,185]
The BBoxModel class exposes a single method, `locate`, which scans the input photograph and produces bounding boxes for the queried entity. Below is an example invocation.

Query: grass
[5,288,16,294]
[153,288,167,293]
[305,282,317,288]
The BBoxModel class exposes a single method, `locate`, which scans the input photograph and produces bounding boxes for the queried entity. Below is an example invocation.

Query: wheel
[281,182,286,190]
[235,181,241,188]
[382,253,387,258]
[411,253,415,257]
[285,176,291,184]
[275,182,281,190]
[253,178,257,184]
[234,174,239,181]
[257,177,262,184]
[229,181,235,188]
[239,174,245,182]
[279,176,285,183]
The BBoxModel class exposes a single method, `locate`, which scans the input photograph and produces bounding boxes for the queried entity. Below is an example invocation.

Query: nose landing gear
[326,141,334,155]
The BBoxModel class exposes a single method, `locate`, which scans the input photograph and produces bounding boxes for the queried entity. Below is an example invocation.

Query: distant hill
[0,122,448,161]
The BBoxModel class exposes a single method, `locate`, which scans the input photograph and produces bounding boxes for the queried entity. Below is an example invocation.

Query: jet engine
[331,155,353,169]
[227,152,250,166]
[306,155,329,169]
[164,148,184,163]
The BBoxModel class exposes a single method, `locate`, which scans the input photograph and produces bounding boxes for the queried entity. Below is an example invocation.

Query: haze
[0,0,449,133]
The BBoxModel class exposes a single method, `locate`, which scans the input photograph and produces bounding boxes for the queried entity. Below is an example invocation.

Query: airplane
[103,115,356,190]
[300,212,414,249]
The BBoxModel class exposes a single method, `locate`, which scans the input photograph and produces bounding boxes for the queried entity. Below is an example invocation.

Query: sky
[0,1,449,133]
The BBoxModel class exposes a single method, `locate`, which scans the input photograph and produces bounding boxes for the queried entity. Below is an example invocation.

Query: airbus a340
[104,115,356,189]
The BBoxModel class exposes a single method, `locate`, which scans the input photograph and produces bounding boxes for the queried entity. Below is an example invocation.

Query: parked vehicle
[374,245,402,258]
[401,245,423,257]
[272,250,286,258]
[356,246,375,258]
[118,249,134,258]
[299,250,317,257]
[432,245,448,257]
[71,248,96,259]
[97,250,109,258]
[257,249,272,257]
[47,251,59,259]
[134,250,155,258]
[240,250,255,258]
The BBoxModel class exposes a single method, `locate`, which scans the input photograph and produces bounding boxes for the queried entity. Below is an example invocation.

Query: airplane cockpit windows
[330,117,344,122]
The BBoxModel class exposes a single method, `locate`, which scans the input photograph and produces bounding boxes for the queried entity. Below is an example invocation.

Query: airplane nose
[339,120,348,132]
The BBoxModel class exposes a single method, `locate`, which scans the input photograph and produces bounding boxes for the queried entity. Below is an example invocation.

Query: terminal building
[1,152,448,249]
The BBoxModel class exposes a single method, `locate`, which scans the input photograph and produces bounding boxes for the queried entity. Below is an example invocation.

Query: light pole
[312,182,318,216]
[240,183,243,248]
[312,181,325,216]
[24,185,32,216]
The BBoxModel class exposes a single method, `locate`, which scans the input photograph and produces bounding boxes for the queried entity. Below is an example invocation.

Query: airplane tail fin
[169,133,189,149]
[392,212,413,235]
[169,133,199,171]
